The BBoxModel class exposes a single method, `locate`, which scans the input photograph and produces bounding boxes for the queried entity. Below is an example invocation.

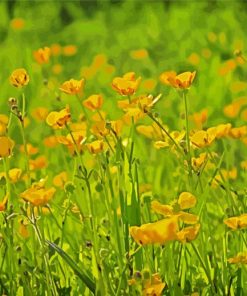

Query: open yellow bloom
[176,224,201,243]
[83,94,103,110]
[91,121,110,138]
[33,47,51,64]
[20,178,56,206]
[20,143,38,155]
[9,68,29,88]
[207,123,232,139]
[191,130,216,148]
[192,152,207,171]
[31,107,49,122]
[229,126,247,139]
[0,136,15,158]
[53,171,68,189]
[29,155,48,171]
[151,197,198,225]
[143,273,166,296]
[224,214,247,230]
[60,79,85,95]
[0,168,22,183]
[87,140,104,154]
[46,106,71,129]
[57,131,85,155]
[112,72,141,96]
[178,192,197,210]
[0,194,9,211]
[161,71,196,89]
[129,216,179,245]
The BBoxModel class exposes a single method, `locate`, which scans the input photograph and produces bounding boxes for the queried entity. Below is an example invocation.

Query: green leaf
[46,240,95,293]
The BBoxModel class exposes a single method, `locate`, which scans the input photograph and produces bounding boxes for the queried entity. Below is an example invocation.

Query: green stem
[183,91,193,181]
[147,112,183,155]
[191,242,216,294]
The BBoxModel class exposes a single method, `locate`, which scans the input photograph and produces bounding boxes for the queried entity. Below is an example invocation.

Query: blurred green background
[1,0,247,128]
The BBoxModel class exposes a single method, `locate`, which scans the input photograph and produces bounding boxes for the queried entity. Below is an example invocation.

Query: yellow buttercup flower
[224,214,247,230]
[20,178,56,206]
[176,224,200,243]
[63,45,78,56]
[190,130,216,148]
[130,48,148,60]
[228,253,247,264]
[229,126,247,139]
[53,172,68,189]
[112,72,141,96]
[0,194,9,211]
[91,121,109,138]
[46,106,71,129]
[0,136,15,158]
[10,18,25,30]
[9,68,29,88]
[31,107,49,122]
[60,79,85,95]
[20,143,38,155]
[161,71,196,89]
[177,192,197,210]
[192,152,207,171]
[83,94,103,111]
[129,216,179,245]
[143,273,166,296]
[207,123,232,139]
[29,155,48,171]
[33,47,51,64]
[0,168,22,183]
[57,131,85,155]
[87,140,104,154]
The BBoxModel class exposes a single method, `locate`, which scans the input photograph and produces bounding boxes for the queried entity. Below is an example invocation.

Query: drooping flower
[112,72,141,96]
[9,68,29,88]
[60,79,85,95]
[33,47,51,64]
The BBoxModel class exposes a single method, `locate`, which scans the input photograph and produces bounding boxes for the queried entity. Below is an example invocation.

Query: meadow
[0,0,247,295]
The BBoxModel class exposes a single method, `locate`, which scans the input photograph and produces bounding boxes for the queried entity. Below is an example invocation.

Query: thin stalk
[191,242,216,294]
[147,112,183,155]
[183,91,193,180]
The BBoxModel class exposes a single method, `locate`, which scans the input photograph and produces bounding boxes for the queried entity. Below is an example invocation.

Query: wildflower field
[1,0,247,295]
